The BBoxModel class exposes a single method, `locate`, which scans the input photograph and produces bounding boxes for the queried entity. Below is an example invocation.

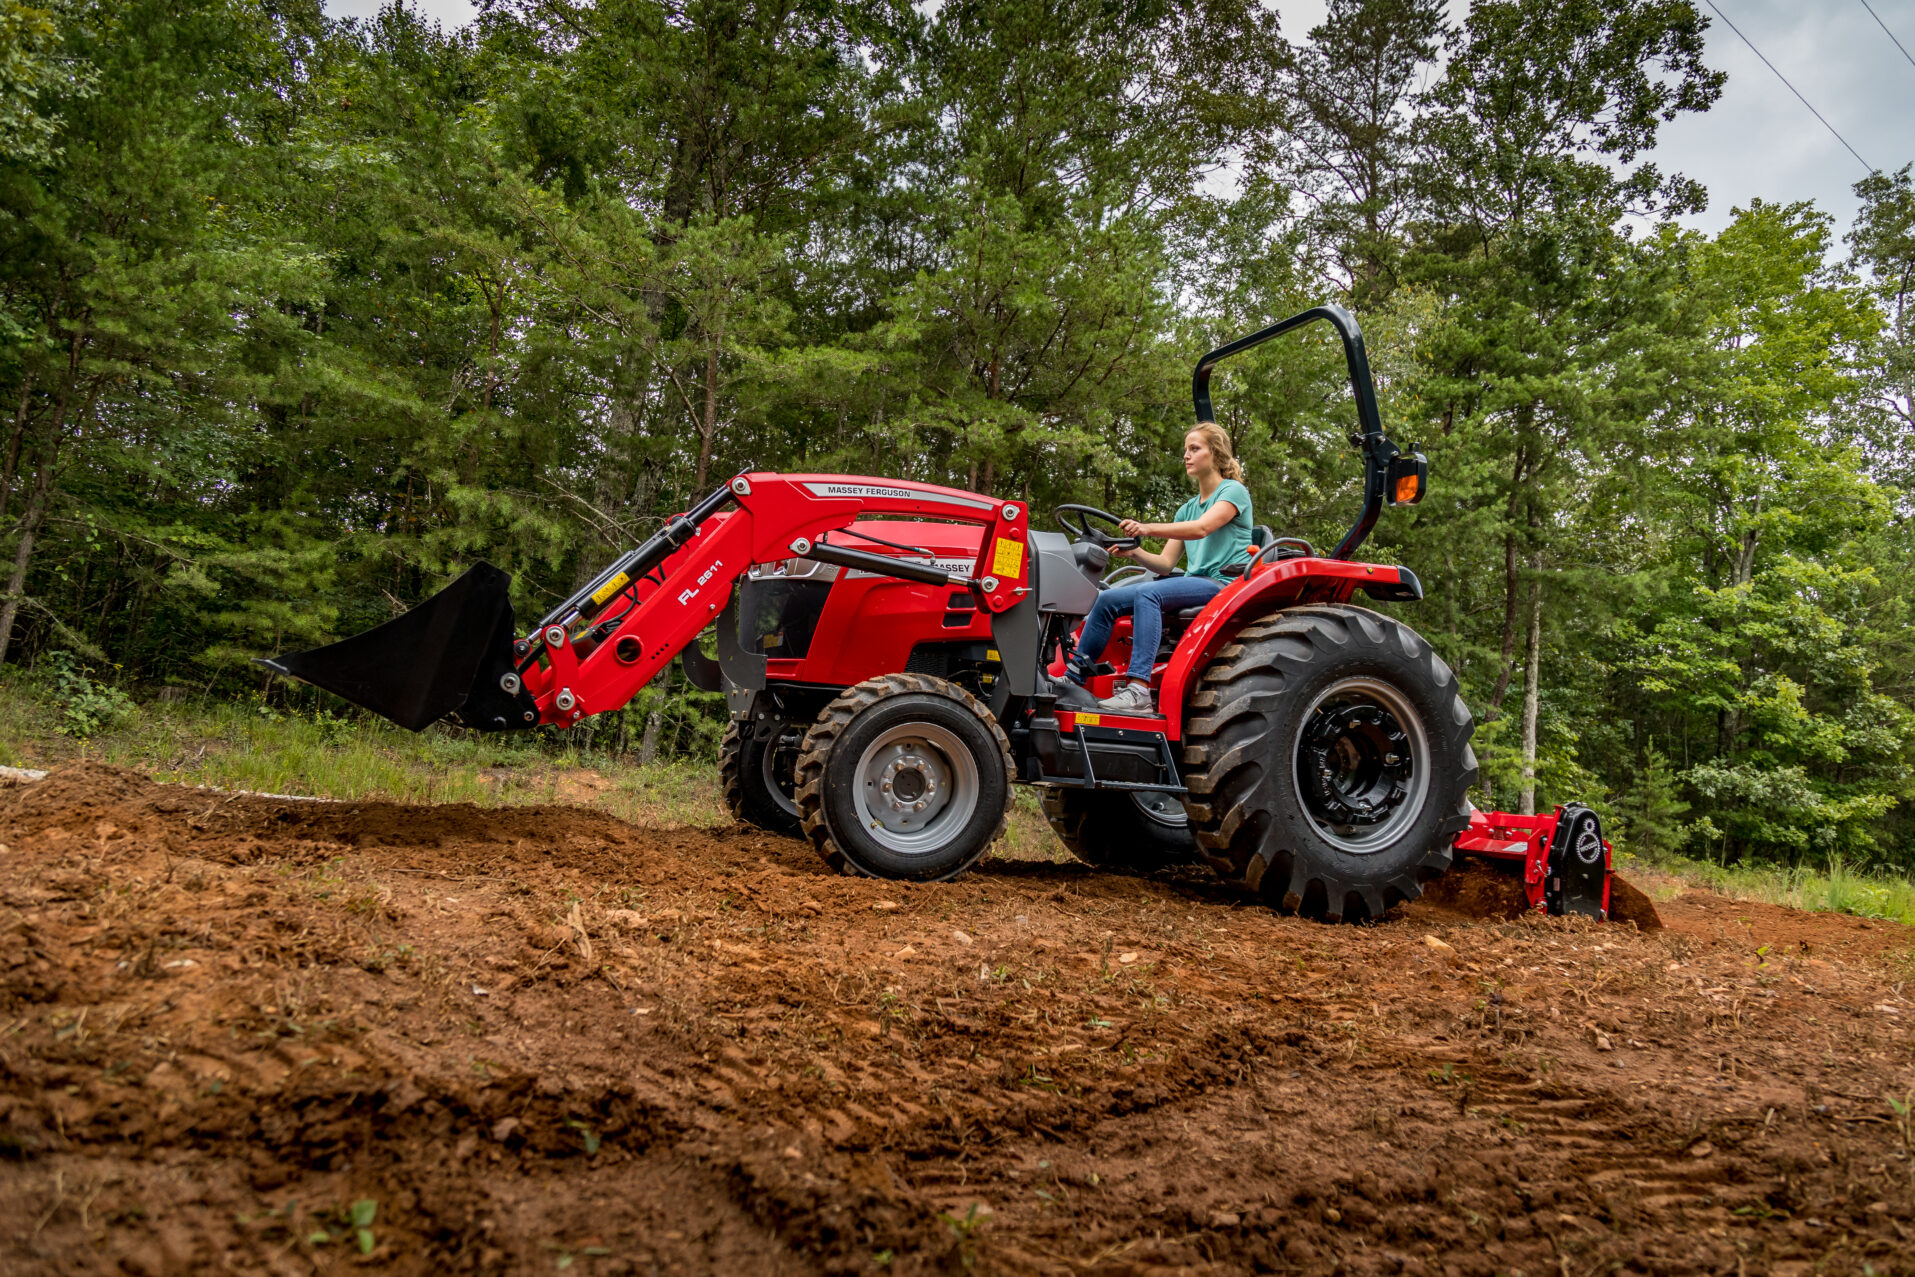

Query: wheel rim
[851,722,981,855]
[1292,676,1429,855]
[761,729,801,818]
[1130,789,1187,829]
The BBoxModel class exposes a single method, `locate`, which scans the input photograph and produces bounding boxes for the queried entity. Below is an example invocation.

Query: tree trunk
[0,365,76,668]
[1486,433,1530,718]
[695,302,725,490]
[0,448,55,667]
[637,668,670,766]
[1487,526,1520,716]
[1733,493,1762,586]
[1519,562,1543,816]
[0,372,34,524]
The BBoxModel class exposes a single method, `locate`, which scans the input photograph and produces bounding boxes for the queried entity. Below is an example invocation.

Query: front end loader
[264,304,1613,923]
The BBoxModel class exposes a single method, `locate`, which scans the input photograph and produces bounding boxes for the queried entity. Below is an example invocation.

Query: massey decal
[844,556,974,581]
[803,481,995,510]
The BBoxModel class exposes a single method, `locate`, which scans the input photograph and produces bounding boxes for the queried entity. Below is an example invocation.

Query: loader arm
[522,474,1029,726]
[269,473,1032,733]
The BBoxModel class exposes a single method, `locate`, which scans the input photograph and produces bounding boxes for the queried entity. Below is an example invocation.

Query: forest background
[2,0,1913,873]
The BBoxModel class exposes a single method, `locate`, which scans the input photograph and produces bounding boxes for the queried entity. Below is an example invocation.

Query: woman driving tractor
[1068,421,1252,714]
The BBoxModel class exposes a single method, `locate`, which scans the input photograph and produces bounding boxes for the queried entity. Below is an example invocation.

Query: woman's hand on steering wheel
[1118,518,1149,540]
[1054,503,1143,551]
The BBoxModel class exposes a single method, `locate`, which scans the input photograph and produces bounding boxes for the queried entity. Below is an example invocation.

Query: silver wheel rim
[1130,789,1187,829]
[851,722,981,855]
[760,731,800,818]
[1291,675,1430,855]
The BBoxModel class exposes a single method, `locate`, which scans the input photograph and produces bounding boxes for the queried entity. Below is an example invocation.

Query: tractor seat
[1162,604,1208,641]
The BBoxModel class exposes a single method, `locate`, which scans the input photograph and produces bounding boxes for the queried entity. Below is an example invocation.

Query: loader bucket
[259,562,537,733]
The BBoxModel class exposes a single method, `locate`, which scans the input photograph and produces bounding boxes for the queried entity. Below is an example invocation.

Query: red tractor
[265,306,1611,923]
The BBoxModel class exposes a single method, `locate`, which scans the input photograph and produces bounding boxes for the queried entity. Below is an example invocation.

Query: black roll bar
[1192,303,1400,562]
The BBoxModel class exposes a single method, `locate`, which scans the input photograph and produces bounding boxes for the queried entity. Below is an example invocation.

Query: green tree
[1401,0,1722,810]
[1848,165,1915,492]
[1272,0,1447,306]
[1612,203,1898,864]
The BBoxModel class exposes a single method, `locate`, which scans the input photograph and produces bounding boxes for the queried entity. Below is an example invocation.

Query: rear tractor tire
[719,717,805,836]
[1042,787,1196,871]
[794,674,1014,881]
[1181,605,1476,923]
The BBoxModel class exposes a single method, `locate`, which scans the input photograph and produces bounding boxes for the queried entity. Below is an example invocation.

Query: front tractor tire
[719,717,805,836]
[1181,605,1476,923]
[794,674,1013,882]
[1042,788,1197,871]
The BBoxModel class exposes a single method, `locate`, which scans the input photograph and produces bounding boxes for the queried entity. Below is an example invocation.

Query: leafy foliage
[43,649,132,737]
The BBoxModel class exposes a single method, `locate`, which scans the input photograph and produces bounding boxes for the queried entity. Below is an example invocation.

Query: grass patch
[1618,848,1915,927]
[0,672,1071,853]
[0,677,726,827]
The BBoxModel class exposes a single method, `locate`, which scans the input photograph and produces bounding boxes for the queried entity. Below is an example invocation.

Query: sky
[323,0,1915,241]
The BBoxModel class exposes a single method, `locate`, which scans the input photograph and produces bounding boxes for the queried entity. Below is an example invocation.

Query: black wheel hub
[1298,700,1414,828]
[892,767,927,801]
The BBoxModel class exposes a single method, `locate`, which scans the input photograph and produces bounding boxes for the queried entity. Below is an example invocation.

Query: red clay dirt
[0,764,1911,1275]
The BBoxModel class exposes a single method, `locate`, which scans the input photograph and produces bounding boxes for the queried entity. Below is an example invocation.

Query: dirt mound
[1606,872,1663,930]
[1413,855,1533,920]
[2,765,1911,1275]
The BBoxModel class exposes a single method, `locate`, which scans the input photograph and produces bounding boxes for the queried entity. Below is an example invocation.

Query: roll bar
[1192,303,1417,562]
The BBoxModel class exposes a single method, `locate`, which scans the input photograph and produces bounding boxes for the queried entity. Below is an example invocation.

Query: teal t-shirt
[1176,479,1253,580]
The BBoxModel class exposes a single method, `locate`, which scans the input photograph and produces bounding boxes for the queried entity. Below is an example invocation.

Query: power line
[1858,0,1915,73]
[1699,0,1874,174]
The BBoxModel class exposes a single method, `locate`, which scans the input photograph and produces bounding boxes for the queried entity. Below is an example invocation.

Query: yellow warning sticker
[1076,713,1101,727]
[589,571,633,607]
[991,537,1024,578]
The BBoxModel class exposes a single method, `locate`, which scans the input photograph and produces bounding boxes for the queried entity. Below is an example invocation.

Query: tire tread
[1181,605,1477,921]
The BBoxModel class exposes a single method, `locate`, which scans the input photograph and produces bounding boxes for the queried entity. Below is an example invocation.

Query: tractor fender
[1157,559,1422,739]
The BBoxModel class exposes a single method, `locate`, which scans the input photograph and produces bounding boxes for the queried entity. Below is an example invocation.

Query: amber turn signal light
[1384,449,1428,506]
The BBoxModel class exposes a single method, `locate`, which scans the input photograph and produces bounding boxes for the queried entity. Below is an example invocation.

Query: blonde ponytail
[1193,421,1243,482]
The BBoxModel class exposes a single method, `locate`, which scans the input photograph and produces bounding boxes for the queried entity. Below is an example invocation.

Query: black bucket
[259,562,538,732]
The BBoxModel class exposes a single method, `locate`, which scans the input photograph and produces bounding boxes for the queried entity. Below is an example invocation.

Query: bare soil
[1,765,1912,1276]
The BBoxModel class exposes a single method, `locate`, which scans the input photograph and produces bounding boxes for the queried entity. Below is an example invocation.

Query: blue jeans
[1075,575,1224,682]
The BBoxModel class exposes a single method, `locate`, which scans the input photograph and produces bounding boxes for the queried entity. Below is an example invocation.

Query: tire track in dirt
[0,764,1912,1275]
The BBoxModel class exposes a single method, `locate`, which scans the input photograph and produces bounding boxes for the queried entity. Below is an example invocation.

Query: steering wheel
[1054,504,1142,551]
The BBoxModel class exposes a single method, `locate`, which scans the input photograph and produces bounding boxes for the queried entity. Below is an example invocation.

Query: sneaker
[1063,654,1094,686]
[1098,680,1154,715]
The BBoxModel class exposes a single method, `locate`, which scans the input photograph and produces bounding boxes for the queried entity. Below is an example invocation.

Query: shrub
[45,650,136,738]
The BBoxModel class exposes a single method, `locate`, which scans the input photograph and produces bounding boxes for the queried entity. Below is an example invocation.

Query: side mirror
[1386,449,1428,507]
